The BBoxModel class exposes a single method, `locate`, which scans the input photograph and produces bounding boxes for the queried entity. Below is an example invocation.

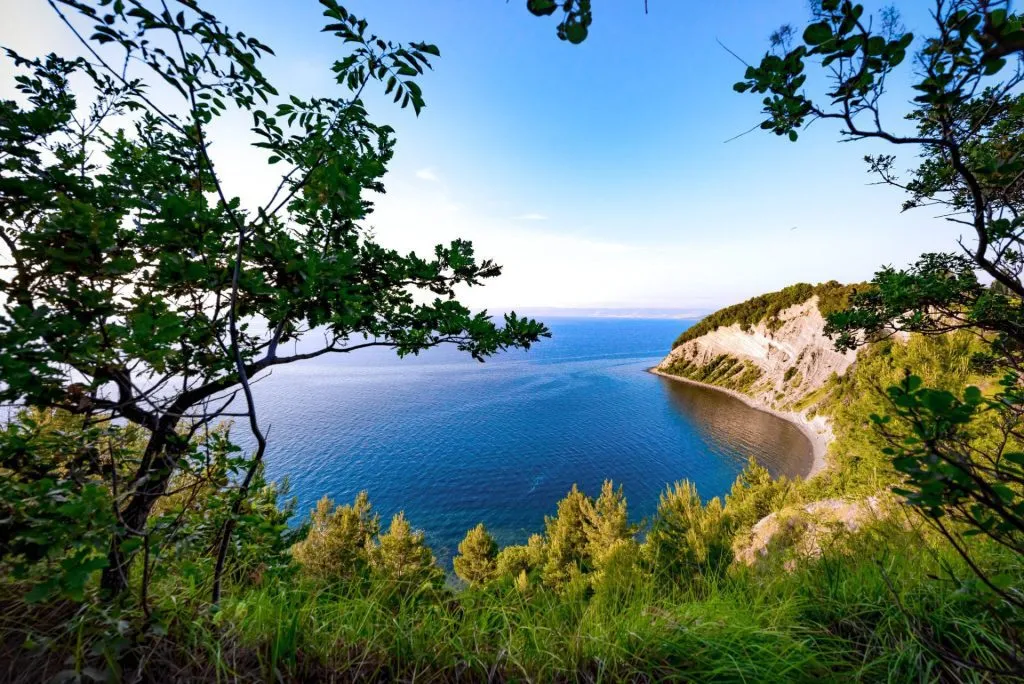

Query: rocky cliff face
[656,296,858,412]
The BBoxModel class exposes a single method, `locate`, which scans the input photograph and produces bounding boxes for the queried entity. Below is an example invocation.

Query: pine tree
[541,484,592,589]
[724,458,794,532]
[368,512,439,588]
[495,545,531,580]
[292,492,379,581]
[495,532,548,581]
[645,481,732,584]
[526,533,547,568]
[582,480,632,569]
[453,523,499,586]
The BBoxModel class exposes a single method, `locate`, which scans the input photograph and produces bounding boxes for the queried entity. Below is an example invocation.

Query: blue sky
[3,1,966,313]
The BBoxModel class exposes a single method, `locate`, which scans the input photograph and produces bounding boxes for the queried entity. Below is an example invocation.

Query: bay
[248,318,812,566]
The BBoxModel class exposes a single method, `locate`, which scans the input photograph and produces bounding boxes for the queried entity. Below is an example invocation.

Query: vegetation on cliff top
[672,281,860,349]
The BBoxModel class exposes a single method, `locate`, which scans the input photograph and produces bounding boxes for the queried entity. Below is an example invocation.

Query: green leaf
[803,22,832,46]
[527,0,558,17]
[564,22,588,45]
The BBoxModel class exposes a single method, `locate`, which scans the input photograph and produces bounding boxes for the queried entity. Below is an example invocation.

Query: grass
[3,519,1005,682]
[3,331,1021,681]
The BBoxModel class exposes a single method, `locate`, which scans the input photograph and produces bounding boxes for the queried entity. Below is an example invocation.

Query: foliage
[292,492,378,582]
[645,482,733,584]
[1,408,1021,680]
[366,512,441,590]
[873,374,1024,611]
[0,0,548,601]
[581,480,633,568]
[809,332,994,498]
[672,281,859,348]
[524,0,592,44]
[724,459,798,534]
[5,0,1024,679]
[0,409,122,602]
[540,484,591,589]
[453,523,498,586]
[495,532,547,581]
[734,0,1024,608]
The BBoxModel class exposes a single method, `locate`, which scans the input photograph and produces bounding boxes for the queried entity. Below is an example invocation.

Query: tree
[734,0,1024,610]
[541,484,591,589]
[292,492,378,582]
[724,459,795,533]
[0,0,548,602]
[453,523,499,586]
[495,532,546,581]
[367,512,439,588]
[581,480,633,570]
[644,481,732,584]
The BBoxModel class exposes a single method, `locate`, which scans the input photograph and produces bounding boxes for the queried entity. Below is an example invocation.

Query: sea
[248,317,812,566]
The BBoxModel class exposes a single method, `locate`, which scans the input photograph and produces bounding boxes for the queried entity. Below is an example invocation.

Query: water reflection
[657,376,813,478]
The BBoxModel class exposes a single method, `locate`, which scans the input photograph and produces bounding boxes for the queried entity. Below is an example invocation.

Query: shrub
[541,485,592,589]
[582,480,632,569]
[724,460,797,534]
[495,533,547,581]
[292,492,378,582]
[644,481,733,584]
[367,512,440,589]
[453,523,499,586]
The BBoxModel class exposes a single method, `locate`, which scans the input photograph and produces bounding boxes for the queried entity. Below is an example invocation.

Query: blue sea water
[249,318,812,566]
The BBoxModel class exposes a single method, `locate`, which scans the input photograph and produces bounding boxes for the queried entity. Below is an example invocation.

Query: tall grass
[80,518,1013,682]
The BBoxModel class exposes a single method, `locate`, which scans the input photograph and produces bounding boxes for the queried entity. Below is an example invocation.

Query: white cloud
[415,167,439,182]
[513,213,548,221]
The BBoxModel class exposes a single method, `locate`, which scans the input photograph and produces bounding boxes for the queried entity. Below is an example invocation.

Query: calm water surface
[250,318,812,565]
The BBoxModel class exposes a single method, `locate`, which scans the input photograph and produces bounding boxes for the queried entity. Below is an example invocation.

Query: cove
[248,318,814,566]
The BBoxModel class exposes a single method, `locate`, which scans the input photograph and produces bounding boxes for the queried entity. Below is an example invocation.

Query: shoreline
[647,368,829,478]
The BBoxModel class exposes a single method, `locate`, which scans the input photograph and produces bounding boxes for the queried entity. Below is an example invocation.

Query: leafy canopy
[0,0,548,600]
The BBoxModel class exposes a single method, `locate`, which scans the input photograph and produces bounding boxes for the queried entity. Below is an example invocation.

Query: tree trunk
[100,424,180,597]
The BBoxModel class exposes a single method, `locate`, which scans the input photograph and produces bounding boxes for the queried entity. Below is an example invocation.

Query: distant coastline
[648,368,828,478]
[509,307,711,320]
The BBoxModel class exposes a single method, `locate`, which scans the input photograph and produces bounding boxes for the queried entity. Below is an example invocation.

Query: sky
[1,1,969,314]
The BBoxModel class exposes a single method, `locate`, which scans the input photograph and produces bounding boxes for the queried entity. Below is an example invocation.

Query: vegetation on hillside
[2,405,1021,681]
[734,0,1024,613]
[661,352,766,394]
[672,281,860,348]
[2,0,1024,681]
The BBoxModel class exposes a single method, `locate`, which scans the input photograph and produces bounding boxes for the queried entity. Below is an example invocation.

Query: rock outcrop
[657,296,858,411]
[654,294,863,476]
[733,496,888,567]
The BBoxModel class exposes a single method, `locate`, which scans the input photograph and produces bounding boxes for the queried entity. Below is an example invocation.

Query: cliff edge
[654,286,862,475]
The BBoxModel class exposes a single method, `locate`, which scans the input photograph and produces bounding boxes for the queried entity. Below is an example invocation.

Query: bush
[644,481,733,584]
[367,512,441,589]
[541,484,592,590]
[292,492,378,582]
[453,523,498,586]
[724,459,798,534]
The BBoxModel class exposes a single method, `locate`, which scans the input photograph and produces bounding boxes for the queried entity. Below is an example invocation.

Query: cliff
[654,289,861,475]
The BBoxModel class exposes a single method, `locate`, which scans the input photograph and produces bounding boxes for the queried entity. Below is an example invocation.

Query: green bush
[644,481,733,585]
[292,492,378,582]
[453,523,498,586]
